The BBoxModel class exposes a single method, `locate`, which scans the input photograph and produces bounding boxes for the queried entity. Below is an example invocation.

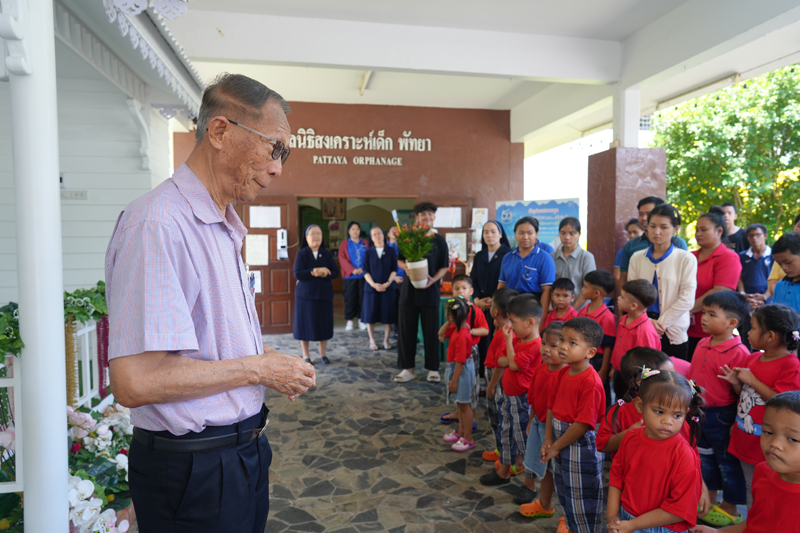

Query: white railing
[0,355,23,494]
[74,321,100,409]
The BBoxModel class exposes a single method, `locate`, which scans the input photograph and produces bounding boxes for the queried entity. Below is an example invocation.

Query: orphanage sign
[290,129,432,166]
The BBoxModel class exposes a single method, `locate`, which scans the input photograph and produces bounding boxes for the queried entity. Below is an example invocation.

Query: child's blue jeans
[698,403,746,505]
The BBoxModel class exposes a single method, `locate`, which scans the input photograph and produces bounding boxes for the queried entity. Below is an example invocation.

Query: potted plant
[394,222,434,289]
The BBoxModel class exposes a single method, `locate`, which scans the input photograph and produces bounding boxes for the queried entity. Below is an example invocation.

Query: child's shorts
[445,359,475,404]
[523,413,552,480]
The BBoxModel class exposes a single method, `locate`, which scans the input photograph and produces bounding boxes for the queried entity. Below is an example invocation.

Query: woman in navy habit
[294,224,339,364]
[362,226,398,350]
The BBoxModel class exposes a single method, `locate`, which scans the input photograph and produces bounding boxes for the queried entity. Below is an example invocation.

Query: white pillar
[3,0,69,530]
[612,84,641,148]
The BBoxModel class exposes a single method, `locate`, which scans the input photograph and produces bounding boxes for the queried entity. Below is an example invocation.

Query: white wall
[0,74,169,304]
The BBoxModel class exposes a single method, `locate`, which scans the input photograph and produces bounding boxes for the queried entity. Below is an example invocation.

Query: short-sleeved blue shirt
[498,247,556,293]
[773,277,800,314]
[614,248,624,269]
[535,240,555,254]
[739,247,773,294]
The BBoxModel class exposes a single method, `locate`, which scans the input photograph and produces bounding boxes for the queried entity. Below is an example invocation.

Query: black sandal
[479,470,511,486]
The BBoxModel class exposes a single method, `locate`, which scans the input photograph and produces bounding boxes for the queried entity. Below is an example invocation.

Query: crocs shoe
[556,516,568,533]
[512,486,537,505]
[699,505,743,527]
[451,438,476,452]
[495,460,524,476]
[482,449,500,462]
[519,499,555,518]
[427,371,441,383]
[443,430,461,443]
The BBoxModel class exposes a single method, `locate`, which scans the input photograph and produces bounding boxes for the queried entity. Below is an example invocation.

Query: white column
[3,0,69,530]
[612,84,641,148]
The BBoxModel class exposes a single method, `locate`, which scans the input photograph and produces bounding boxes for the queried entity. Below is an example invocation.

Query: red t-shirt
[670,357,691,378]
[729,352,800,465]
[484,329,506,369]
[548,366,605,426]
[577,303,616,355]
[596,401,695,460]
[744,462,800,532]
[611,313,662,371]
[501,337,542,397]
[688,336,750,407]
[688,245,742,338]
[541,306,578,331]
[610,428,701,532]
[527,363,564,422]
[445,304,489,346]
[445,326,472,364]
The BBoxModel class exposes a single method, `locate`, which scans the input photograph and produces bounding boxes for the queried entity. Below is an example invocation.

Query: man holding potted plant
[394,202,450,383]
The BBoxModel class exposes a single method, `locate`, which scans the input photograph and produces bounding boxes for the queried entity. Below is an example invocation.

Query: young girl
[442,298,476,452]
[721,303,800,507]
[607,370,704,533]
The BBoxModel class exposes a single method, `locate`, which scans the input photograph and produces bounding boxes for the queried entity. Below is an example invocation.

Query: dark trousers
[699,403,747,505]
[397,303,440,371]
[343,277,365,320]
[129,410,273,533]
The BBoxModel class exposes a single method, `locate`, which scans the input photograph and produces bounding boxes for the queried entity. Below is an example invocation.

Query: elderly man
[105,74,315,532]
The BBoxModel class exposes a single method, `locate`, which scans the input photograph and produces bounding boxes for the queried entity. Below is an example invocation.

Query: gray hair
[195,73,291,142]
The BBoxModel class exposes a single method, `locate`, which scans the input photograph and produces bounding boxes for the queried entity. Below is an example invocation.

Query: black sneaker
[512,485,537,505]
[479,470,511,486]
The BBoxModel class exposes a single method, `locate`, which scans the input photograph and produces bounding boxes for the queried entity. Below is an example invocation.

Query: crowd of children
[432,206,800,533]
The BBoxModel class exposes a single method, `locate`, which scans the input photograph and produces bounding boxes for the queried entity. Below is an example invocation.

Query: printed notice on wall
[245,235,270,265]
[434,207,462,228]
[250,206,281,228]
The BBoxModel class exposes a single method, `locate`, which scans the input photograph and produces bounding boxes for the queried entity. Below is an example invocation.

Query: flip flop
[699,505,742,527]
[369,343,379,351]
[383,342,392,350]
[394,369,415,383]
[441,413,455,424]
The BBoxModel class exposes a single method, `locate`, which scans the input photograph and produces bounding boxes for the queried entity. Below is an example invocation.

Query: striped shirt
[105,164,264,435]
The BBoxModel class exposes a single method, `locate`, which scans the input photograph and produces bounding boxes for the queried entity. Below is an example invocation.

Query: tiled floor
[261,327,588,533]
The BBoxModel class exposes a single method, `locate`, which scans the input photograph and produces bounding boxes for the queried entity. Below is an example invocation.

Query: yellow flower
[0,518,10,529]
[106,494,115,502]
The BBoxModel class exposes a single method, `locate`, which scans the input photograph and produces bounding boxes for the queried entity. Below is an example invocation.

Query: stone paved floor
[261,327,609,533]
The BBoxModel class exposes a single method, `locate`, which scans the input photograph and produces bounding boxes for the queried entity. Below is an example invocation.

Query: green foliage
[0,304,22,357]
[651,64,800,241]
[395,223,435,262]
[64,281,108,324]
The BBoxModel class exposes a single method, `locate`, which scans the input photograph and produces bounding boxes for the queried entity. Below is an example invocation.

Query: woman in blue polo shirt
[497,217,556,313]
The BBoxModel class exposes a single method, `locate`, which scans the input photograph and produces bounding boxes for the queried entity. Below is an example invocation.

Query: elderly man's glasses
[227,118,290,164]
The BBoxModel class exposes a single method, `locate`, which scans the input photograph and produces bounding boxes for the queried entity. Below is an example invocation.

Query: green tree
[651,64,800,240]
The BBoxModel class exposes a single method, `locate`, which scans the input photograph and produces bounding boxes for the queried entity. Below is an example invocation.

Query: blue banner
[496,199,580,249]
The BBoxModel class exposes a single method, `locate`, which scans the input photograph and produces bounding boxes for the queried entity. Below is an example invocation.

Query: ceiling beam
[164,10,621,83]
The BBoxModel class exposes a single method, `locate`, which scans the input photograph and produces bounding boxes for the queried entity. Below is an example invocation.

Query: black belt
[133,406,269,453]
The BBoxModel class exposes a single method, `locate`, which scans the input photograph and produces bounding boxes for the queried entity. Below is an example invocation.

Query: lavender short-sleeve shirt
[105,164,264,435]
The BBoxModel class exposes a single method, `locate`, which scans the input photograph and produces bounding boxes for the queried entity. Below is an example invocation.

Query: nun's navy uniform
[361,245,398,325]
[293,245,340,341]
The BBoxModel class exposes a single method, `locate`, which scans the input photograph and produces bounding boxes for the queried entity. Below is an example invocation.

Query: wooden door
[238,196,298,334]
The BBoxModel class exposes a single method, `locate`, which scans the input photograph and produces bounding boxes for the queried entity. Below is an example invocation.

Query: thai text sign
[496,199,580,249]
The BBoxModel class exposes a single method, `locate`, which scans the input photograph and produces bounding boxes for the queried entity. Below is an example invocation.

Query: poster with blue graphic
[496,199,580,249]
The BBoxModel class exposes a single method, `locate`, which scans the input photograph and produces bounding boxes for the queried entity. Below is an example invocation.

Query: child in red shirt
[541,278,578,330]
[577,270,617,399]
[541,317,606,533]
[607,369,704,533]
[720,304,800,508]
[517,322,565,517]
[441,298,477,452]
[693,391,800,533]
[480,294,542,487]
[689,291,751,524]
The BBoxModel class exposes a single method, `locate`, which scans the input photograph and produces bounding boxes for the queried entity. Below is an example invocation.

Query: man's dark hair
[559,217,581,234]
[622,279,657,309]
[773,232,800,256]
[637,196,665,210]
[767,390,800,417]
[746,223,767,237]
[626,218,641,231]
[414,202,438,215]
[721,202,737,213]
[703,291,751,330]
[507,294,544,321]
[492,287,519,317]
[195,73,290,142]
[552,278,575,293]
[583,270,616,295]
[452,274,473,287]
[562,317,604,349]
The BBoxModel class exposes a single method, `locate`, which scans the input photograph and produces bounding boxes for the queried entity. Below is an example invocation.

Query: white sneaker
[345,321,354,331]
[427,371,441,383]
[358,321,367,330]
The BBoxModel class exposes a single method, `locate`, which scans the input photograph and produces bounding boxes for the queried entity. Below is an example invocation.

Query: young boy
[541,317,606,533]
[481,287,519,465]
[692,391,800,533]
[480,294,543,486]
[577,270,617,395]
[542,278,578,330]
[689,291,752,525]
[611,279,661,373]
[517,322,566,516]
[772,232,800,315]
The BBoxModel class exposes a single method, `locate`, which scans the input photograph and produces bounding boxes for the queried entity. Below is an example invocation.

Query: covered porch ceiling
[162,0,800,156]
